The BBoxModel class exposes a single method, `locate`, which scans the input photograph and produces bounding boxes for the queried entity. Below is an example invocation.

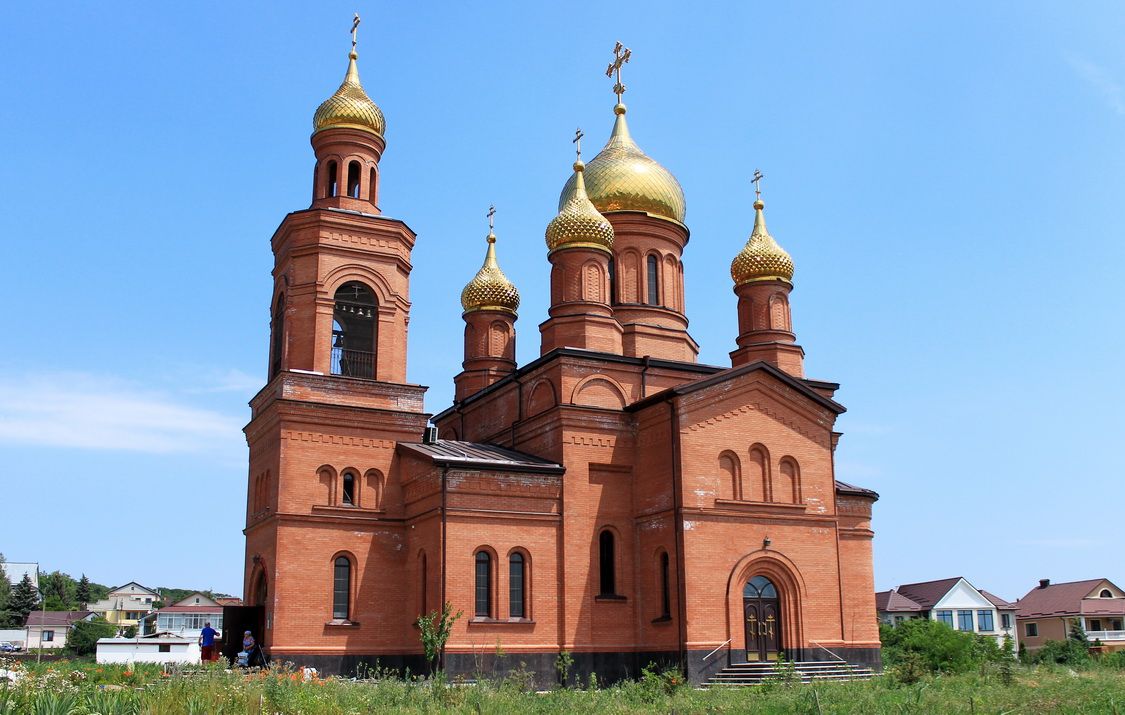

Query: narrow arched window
[599,530,616,596]
[660,551,671,618]
[509,553,526,618]
[327,161,338,197]
[646,255,660,305]
[270,293,285,378]
[369,167,377,202]
[332,556,351,620]
[347,161,361,198]
[342,472,355,506]
[332,282,378,378]
[474,551,492,617]
[608,258,617,305]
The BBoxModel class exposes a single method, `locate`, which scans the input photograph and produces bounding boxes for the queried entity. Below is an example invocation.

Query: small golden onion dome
[731,199,795,285]
[313,51,386,137]
[545,160,615,253]
[461,232,520,315]
[557,103,686,223]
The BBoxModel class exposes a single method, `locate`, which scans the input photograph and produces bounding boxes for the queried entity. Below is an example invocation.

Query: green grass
[1,659,1124,714]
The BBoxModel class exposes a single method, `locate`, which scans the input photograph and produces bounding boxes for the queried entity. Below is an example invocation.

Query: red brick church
[242,35,880,684]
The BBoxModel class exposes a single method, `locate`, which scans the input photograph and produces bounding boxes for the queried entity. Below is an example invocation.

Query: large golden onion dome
[461,231,520,315]
[731,199,795,285]
[557,103,686,223]
[313,51,386,137]
[545,159,615,253]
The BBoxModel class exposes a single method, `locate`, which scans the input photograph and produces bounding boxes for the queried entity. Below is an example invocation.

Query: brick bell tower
[454,208,520,401]
[539,135,624,355]
[729,174,804,377]
[243,25,428,659]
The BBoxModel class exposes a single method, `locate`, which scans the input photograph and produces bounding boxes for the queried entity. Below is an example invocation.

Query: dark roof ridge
[626,360,845,415]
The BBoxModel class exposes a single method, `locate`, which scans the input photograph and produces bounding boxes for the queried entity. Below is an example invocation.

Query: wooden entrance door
[743,575,782,661]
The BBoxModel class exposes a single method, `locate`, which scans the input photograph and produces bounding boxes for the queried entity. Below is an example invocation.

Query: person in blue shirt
[198,622,218,662]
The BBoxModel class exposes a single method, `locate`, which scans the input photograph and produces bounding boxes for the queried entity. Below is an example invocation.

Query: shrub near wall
[879,620,1008,677]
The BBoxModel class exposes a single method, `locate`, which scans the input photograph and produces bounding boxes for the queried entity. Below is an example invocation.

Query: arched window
[332,282,378,378]
[719,451,741,501]
[599,530,616,596]
[779,458,800,503]
[660,551,671,619]
[270,293,285,378]
[747,446,769,502]
[608,258,617,305]
[327,161,338,197]
[342,471,356,506]
[347,161,361,198]
[1100,589,1113,598]
[744,574,778,599]
[474,551,492,617]
[332,556,351,620]
[646,255,660,305]
[369,167,377,201]
[509,552,526,618]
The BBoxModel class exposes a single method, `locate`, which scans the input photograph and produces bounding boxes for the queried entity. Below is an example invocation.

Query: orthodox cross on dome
[487,204,496,232]
[605,41,632,102]
[351,13,361,50]
[573,127,584,160]
[752,168,764,201]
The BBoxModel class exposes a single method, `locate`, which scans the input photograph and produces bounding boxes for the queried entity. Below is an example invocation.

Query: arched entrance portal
[743,575,782,661]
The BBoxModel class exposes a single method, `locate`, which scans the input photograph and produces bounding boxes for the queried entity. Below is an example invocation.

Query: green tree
[417,602,462,676]
[67,617,116,656]
[42,571,74,610]
[0,554,13,628]
[0,555,10,609]
[9,573,39,622]
[76,574,91,608]
[880,618,978,674]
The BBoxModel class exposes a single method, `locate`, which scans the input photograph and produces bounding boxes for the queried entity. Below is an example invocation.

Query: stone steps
[704,660,875,687]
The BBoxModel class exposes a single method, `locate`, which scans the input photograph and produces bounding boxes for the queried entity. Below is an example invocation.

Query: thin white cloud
[0,372,245,455]
[1067,55,1125,116]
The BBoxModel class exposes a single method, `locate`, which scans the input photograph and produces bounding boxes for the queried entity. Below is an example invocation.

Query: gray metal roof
[398,440,564,473]
[835,480,880,500]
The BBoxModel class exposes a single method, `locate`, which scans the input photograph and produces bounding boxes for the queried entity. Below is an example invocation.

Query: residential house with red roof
[24,611,95,649]
[141,592,239,639]
[1016,578,1125,653]
[876,577,1018,650]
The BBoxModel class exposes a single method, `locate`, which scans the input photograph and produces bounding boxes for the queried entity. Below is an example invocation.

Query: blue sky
[1,2,1122,601]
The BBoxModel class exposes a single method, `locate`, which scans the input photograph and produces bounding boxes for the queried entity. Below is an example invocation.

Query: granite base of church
[268,650,679,687]
[265,647,879,686]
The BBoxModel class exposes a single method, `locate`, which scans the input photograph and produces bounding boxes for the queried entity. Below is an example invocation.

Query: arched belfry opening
[347,161,361,198]
[743,575,782,661]
[331,282,378,378]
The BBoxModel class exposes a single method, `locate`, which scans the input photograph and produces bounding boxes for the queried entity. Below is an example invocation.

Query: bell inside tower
[331,282,378,378]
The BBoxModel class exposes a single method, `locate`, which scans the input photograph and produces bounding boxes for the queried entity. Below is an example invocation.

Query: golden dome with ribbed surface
[313,51,386,137]
[731,199,795,285]
[545,160,615,253]
[461,232,520,315]
[558,103,685,223]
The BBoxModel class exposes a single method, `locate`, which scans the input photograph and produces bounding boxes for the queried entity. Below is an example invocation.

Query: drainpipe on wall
[439,465,449,672]
[669,399,689,675]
